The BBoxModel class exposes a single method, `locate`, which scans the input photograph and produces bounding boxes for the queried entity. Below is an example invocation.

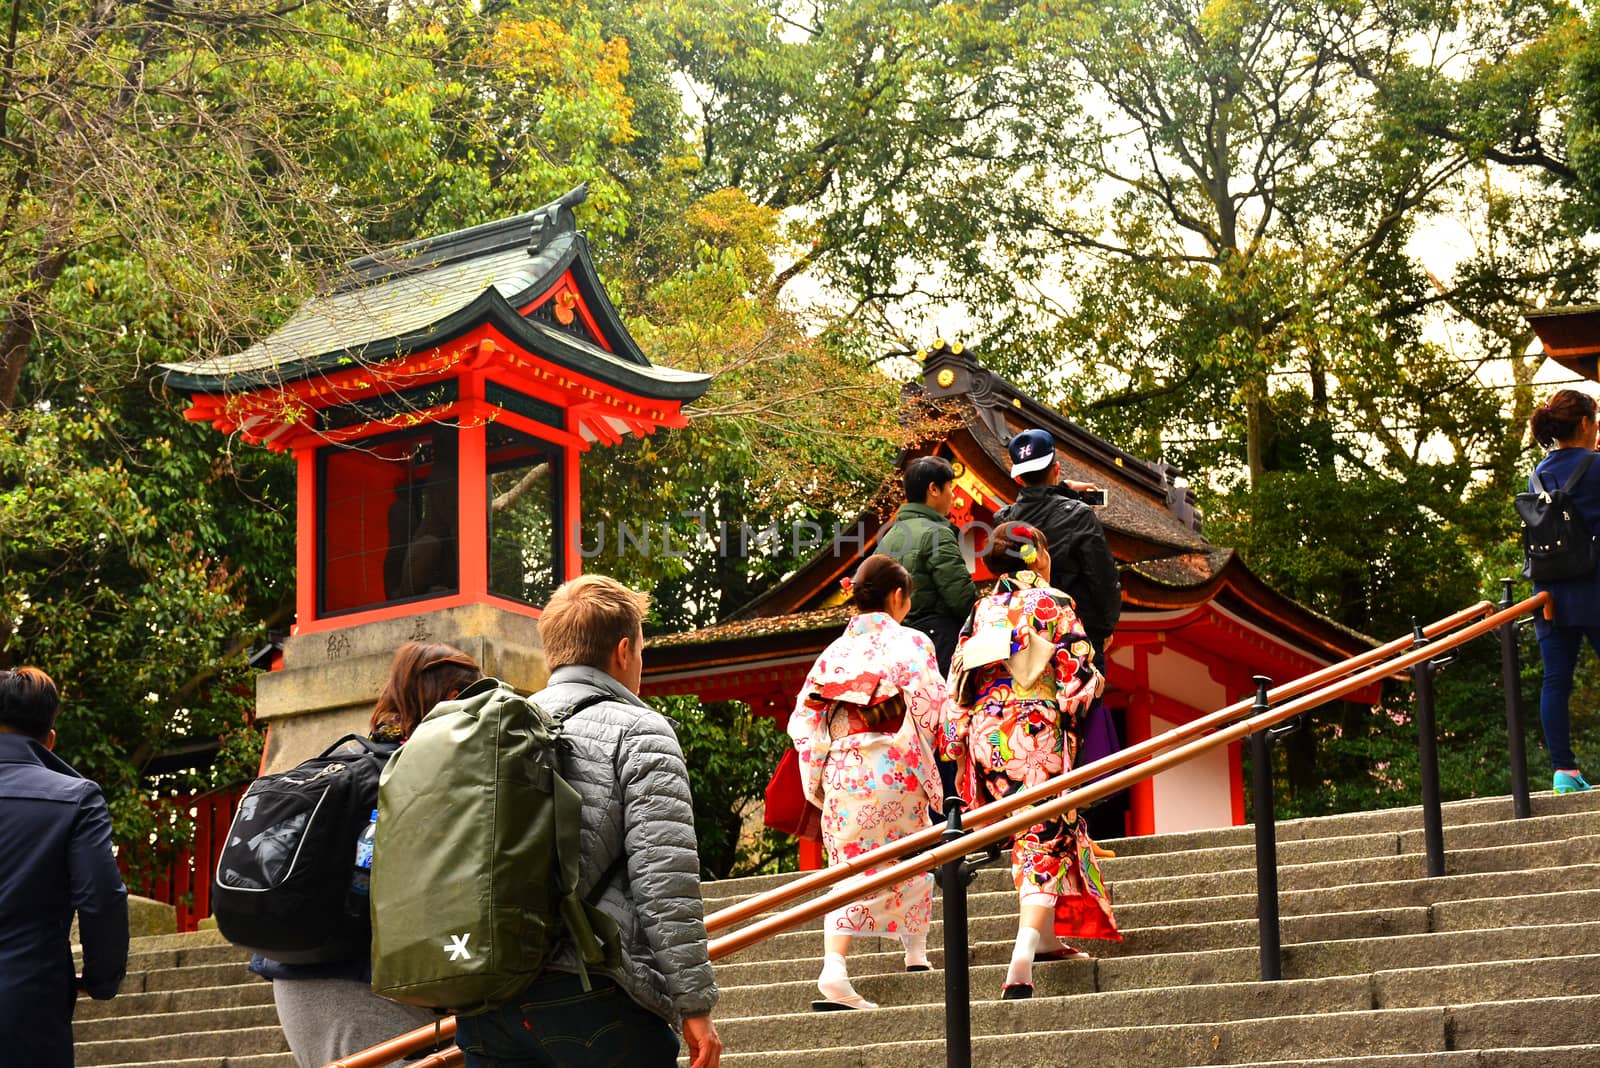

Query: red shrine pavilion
[162,185,709,779]
[642,343,1377,860]
[164,185,709,640]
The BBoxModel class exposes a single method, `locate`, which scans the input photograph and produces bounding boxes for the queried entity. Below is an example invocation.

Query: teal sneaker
[1554,771,1593,794]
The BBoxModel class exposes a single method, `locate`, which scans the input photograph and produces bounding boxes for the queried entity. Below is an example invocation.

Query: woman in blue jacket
[1529,389,1600,794]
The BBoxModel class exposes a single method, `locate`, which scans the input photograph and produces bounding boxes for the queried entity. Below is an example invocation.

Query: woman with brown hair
[789,554,951,1011]
[947,522,1118,1000]
[255,641,482,1068]
[1526,389,1600,795]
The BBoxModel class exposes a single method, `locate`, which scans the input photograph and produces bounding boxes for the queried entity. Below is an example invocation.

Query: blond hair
[539,574,650,670]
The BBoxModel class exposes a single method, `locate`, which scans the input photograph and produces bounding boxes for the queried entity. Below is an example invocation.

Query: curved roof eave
[165,286,708,402]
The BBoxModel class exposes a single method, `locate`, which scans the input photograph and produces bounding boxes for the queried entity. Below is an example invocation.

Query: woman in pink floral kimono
[947,522,1120,1000]
[789,555,951,1011]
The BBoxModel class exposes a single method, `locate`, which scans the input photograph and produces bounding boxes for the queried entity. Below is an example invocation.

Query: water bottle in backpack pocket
[351,808,378,903]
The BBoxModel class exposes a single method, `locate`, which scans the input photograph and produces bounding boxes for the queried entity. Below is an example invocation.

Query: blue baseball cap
[1007,428,1057,478]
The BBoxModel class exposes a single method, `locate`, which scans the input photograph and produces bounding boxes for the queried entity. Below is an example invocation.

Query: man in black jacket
[0,667,128,1068]
[995,429,1121,669]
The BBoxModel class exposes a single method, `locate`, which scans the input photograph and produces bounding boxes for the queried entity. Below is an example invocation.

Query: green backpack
[369,678,618,1014]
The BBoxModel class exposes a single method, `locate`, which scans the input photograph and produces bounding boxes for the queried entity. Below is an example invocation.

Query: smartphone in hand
[1080,488,1107,507]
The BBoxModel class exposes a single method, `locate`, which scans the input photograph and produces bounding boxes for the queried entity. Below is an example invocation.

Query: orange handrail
[708,593,1541,957]
[325,592,1537,1068]
[703,598,1494,934]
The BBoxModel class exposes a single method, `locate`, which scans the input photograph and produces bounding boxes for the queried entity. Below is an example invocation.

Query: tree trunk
[0,243,71,411]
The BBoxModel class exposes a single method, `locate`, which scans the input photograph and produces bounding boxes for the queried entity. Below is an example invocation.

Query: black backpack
[212,735,396,964]
[1517,452,1600,583]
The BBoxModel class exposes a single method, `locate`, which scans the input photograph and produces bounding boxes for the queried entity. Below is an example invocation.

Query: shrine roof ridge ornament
[160,183,710,403]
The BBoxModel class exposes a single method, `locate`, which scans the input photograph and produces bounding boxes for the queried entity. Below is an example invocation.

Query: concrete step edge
[714,951,1600,1019]
[701,789,1600,899]
[705,830,1600,917]
[1209,1047,1600,1068]
[710,920,1600,990]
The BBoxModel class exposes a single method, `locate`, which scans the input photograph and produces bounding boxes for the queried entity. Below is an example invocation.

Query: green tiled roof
[161,186,709,402]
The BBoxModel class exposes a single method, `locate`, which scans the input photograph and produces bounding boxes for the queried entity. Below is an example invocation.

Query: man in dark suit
[0,667,129,1067]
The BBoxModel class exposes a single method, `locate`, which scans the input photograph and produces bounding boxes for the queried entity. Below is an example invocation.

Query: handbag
[1076,701,1122,777]
[763,748,822,841]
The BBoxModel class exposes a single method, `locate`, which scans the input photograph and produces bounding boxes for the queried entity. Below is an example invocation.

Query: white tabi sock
[818,951,875,1006]
[1006,926,1041,988]
[902,930,929,969]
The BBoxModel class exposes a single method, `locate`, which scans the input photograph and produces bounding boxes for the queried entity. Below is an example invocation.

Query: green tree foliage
[15,0,1600,864]
[657,695,796,878]
[0,0,913,871]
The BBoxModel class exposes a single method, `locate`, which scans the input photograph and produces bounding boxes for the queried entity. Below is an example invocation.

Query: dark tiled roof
[161,186,710,401]
[1526,305,1600,382]
[1126,548,1235,588]
[649,603,851,649]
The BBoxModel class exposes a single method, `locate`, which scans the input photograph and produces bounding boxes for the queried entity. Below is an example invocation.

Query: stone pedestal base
[256,603,546,774]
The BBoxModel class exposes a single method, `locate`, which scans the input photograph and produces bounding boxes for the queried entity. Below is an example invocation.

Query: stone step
[698,789,1600,903]
[716,856,1599,968]
[1188,1050,1600,1068]
[74,1002,281,1043]
[122,940,256,974]
[705,815,1600,919]
[1116,833,1600,904]
[92,1058,297,1068]
[74,981,276,1023]
[709,917,1600,991]
[713,994,1600,1066]
[1106,788,1600,858]
[955,861,1600,933]
[76,1025,290,1067]
[123,928,232,954]
[718,947,1600,1021]
[720,899,1431,966]
[123,960,258,995]
[1096,920,1600,993]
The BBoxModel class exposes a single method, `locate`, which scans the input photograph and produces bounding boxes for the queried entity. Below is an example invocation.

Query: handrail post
[1411,620,1446,878]
[939,797,972,1068]
[1499,578,1533,819]
[1248,675,1282,982]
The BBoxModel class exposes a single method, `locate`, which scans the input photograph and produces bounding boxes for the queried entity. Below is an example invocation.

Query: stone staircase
[80,789,1600,1067]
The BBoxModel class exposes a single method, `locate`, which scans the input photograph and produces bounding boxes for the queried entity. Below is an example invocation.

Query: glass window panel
[487,426,560,607]
[319,425,458,615]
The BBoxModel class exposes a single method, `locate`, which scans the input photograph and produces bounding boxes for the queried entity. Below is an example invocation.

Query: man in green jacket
[878,455,981,675]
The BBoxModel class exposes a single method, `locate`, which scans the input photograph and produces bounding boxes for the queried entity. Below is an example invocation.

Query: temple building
[641,343,1376,857]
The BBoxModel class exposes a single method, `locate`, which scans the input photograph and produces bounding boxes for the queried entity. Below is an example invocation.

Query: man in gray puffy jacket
[452,574,722,1068]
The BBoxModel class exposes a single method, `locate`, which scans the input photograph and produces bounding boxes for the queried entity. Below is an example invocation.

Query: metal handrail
[326,592,1537,1068]
[708,594,1543,958]
[701,598,1495,935]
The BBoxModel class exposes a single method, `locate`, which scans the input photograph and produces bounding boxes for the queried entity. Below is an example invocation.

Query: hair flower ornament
[839,576,855,593]
[1018,542,1039,565]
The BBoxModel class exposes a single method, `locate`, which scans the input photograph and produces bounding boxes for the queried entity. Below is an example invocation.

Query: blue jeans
[454,972,679,1068]
[1536,624,1600,771]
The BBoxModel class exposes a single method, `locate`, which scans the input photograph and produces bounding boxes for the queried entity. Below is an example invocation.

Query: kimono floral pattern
[789,612,953,938]
[948,570,1121,942]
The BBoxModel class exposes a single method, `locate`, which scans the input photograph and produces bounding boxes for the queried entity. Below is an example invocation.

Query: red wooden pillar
[1125,643,1158,836]
[563,433,583,581]
[1229,740,1246,826]
[457,375,489,599]
[295,447,317,627]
